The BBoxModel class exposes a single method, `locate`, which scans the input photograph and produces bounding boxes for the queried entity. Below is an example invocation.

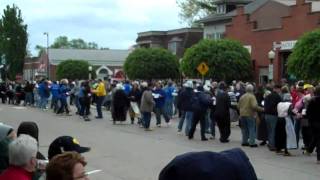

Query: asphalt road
[0,104,319,180]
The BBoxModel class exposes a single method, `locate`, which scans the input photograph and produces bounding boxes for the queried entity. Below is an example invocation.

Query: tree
[56,60,92,80]
[287,29,320,81]
[0,4,28,80]
[177,0,216,26]
[35,45,46,57]
[124,48,180,80]
[181,39,252,82]
[50,36,70,49]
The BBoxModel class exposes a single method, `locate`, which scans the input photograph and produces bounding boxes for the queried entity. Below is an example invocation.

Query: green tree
[50,36,70,49]
[56,60,92,80]
[0,4,28,80]
[287,29,320,81]
[35,45,46,57]
[177,0,216,26]
[181,39,252,82]
[124,48,179,80]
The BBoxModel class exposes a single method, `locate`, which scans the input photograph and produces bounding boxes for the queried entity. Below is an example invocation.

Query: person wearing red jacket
[0,134,38,180]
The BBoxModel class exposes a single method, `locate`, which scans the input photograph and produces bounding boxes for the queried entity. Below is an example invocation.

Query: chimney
[236,5,245,16]
[296,0,306,5]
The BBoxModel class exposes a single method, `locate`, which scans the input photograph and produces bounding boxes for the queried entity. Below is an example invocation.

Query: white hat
[183,80,193,88]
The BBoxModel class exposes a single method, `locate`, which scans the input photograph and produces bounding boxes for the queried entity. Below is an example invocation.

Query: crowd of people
[0,77,320,179]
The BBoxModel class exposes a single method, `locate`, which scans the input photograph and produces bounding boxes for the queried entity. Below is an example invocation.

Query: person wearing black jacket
[188,85,212,141]
[177,81,194,136]
[214,83,233,143]
[23,81,34,106]
[264,85,282,150]
[128,83,142,124]
[79,81,92,121]
[306,85,320,164]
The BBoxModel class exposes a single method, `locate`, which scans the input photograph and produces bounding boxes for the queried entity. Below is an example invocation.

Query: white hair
[9,134,38,167]
[246,84,254,93]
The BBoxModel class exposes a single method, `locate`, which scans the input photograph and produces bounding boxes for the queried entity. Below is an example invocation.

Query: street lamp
[88,66,92,80]
[43,32,49,79]
[268,50,275,81]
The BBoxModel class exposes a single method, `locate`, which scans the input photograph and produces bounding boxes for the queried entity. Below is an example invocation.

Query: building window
[206,32,224,40]
[168,42,178,55]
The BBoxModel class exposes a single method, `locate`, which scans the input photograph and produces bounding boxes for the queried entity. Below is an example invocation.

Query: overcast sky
[1,0,184,55]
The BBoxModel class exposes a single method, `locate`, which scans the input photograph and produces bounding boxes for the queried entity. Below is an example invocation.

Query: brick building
[225,0,320,84]
[136,28,203,59]
[23,49,131,81]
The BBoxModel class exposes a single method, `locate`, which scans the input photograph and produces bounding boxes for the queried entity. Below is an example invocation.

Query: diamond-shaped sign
[197,62,209,76]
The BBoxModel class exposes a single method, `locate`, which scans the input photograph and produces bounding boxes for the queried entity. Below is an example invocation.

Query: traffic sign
[197,62,209,76]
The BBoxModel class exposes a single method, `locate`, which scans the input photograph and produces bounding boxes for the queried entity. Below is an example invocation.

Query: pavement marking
[12,106,27,110]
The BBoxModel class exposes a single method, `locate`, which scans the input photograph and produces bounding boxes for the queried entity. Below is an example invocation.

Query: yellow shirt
[93,82,106,97]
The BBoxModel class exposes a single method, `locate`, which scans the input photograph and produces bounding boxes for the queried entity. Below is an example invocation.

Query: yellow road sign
[197,62,209,76]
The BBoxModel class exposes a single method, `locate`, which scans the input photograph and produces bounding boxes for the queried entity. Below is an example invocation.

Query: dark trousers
[189,111,206,139]
[80,98,90,117]
[96,96,105,118]
[216,116,231,142]
[57,98,69,114]
[302,126,313,149]
[308,128,320,161]
[143,112,151,129]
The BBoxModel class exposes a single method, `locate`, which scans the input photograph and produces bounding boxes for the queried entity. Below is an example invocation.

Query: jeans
[57,98,69,114]
[265,114,278,148]
[51,97,59,113]
[184,111,193,136]
[164,99,174,118]
[39,96,48,109]
[96,96,105,118]
[75,95,81,113]
[240,116,256,145]
[79,98,90,117]
[24,92,33,105]
[143,112,152,129]
[155,107,170,125]
[295,118,301,147]
[177,111,186,131]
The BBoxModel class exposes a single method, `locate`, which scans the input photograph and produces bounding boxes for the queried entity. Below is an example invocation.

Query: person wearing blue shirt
[38,80,50,110]
[56,79,71,115]
[50,81,60,113]
[153,82,171,127]
[123,81,132,96]
[164,81,176,119]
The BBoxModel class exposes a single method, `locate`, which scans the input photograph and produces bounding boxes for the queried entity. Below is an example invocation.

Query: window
[168,42,178,55]
[206,32,224,40]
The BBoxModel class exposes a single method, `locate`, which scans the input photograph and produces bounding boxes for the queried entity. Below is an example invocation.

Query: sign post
[197,62,209,83]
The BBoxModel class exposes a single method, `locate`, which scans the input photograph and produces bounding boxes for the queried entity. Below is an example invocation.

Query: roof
[199,0,269,24]
[199,0,320,24]
[214,0,254,5]
[48,49,131,66]
[138,28,203,37]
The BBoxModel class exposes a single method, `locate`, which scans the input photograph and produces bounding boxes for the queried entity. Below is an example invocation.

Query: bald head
[246,84,254,93]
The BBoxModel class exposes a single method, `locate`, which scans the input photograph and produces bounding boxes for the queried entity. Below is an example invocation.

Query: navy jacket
[159,148,257,180]
[178,87,194,111]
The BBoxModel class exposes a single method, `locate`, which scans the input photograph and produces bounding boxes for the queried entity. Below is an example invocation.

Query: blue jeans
[155,107,170,125]
[24,92,33,105]
[39,96,48,109]
[164,98,174,118]
[177,111,186,131]
[294,118,301,147]
[184,111,193,136]
[143,112,152,129]
[265,114,278,148]
[96,96,105,118]
[240,116,256,145]
[75,95,81,113]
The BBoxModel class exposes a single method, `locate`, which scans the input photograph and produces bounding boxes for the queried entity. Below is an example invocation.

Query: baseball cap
[48,136,90,160]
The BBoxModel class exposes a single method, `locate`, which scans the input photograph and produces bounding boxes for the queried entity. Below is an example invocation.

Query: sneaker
[260,141,267,146]
[156,124,161,127]
[201,138,208,141]
[283,152,291,156]
[209,136,215,140]
[250,144,258,148]
[145,128,153,131]
[166,122,171,127]
[95,116,103,119]
[242,143,250,147]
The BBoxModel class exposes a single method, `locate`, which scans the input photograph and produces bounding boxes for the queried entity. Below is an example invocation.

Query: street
[1,104,319,180]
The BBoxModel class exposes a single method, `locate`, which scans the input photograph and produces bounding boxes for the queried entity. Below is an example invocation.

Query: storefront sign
[273,40,297,50]
[280,40,297,50]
